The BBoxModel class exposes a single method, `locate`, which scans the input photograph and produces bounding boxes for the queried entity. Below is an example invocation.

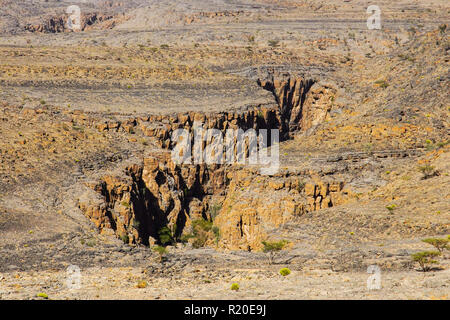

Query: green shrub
[230,283,240,291]
[411,251,441,272]
[279,268,291,276]
[262,240,289,264]
[212,226,220,244]
[36,292,48,299]
[422,238,449,253]
[374,79,389,88]
[158,226,174,245]
[418,165,439,179]
[386,204,397,214]
[153,245,168,263]
[187,218,220,248]
[119,233,129,244]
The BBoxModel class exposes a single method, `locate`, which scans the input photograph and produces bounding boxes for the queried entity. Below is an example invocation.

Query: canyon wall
[78,76,345,249]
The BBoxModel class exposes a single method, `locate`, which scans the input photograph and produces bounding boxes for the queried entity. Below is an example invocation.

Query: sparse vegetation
[153,245,168,263]
[86,239,96,247]
[421,238,449,253]
[230,283,240,291]
[120,233,129,244]
[411,251,441,272]
[279,268,291,276]
[418,164,439,179]
[268,40,279,47]
[209,203,222,221]
[374,79,389,89]
[386,204,397,214]
[185,218,220,248]
[158,226,175,246]
[36,292,48,299]
[261,240,289,264]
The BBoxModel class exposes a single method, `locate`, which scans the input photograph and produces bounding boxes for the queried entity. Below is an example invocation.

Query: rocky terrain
[0,0,449,300]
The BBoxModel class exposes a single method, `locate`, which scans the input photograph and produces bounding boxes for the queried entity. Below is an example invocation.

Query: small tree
[422,238,449,253]
[153,245,168,263]
[261,240,289,264]
[418,165,439,179]
[158,226,174,245]
[185,219,220,248]
[411,251,441,272]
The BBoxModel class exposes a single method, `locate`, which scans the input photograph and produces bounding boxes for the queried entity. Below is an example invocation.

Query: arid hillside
[0,0,448,300]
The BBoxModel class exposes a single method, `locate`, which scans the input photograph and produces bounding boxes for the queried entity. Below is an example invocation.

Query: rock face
[214,170,352,250]
[24,13,118,33]
[78,152,227,245]
[76,74,342,249]
[258,76,335,136]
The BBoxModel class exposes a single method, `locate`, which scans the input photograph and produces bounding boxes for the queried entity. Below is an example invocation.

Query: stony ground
[0,0,449,300]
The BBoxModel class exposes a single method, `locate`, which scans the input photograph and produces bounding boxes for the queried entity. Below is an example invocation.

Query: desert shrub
[230,283,240,291]
[86,239,96,247]
[418,165,439,179]
[279,268,291,276]
[158,226,174,245]
[411,251,441,272]
[119,233,129,244]
[212,226,220,244]
[374,79,389,88]
[187,218,220,248]
[422,238,449,253]
[386,204,397,214]
[179,233,195,244]
[136,280,147,288]
[153,245,168,263]
[36,292,48,299]
[262,240,289,264]
[268,40,279,47]
[435,140,449,149]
